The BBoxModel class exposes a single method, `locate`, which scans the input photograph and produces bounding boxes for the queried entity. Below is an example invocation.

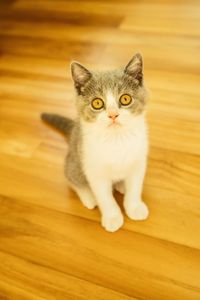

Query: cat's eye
[119,94,132,106]
[91,98,104,110]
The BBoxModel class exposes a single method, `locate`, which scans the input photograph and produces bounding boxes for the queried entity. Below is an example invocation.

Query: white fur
[80,92,149,232]
[70,184,97,210]
[106,91,119,114]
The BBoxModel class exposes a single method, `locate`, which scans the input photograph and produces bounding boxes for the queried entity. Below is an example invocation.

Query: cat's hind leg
[65,151,97,210]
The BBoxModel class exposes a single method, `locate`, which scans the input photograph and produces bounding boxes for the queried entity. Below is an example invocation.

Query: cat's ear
[124,53,143,85]
[71,62,92,91]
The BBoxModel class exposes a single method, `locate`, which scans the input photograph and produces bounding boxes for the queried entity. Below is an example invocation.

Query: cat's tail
[41,113,75,135]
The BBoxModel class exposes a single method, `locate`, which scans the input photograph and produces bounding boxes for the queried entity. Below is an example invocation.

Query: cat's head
[71,53,148,129]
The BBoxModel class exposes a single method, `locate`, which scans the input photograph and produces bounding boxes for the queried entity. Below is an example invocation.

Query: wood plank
[0,11,122,28]
[12,1,200,22]
[0,35,106,62]
[0,21,199,75]
[121,9,200,36]
[0,251,135,300]
[0,195,199,300]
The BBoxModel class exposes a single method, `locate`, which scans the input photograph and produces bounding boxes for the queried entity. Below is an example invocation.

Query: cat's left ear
[124,53,143,85]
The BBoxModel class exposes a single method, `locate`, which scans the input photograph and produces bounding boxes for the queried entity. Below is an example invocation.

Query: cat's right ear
[124,53,143,85]
[71,62,92,91]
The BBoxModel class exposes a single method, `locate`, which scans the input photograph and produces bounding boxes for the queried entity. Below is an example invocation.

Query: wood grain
[0,0,200,299]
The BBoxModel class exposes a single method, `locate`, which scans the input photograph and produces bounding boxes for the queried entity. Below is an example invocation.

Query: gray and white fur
[42,53,149,232]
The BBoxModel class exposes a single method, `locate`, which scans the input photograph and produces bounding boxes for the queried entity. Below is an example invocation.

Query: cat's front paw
[102,211,124,232]
[82,197,97,210]
[125,201,149,221]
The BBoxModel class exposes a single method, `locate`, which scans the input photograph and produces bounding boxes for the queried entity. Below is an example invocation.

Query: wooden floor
[0,0,200,299]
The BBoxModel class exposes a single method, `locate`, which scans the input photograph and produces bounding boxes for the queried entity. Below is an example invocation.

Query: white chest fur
[81,116,148,182]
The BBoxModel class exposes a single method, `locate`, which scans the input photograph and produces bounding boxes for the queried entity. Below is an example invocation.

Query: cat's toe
[126,201,149,221]
[83,198,97,210]
[102,212,124,232]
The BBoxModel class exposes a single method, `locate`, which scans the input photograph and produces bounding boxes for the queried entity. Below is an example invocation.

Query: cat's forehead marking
[106,91,117,108]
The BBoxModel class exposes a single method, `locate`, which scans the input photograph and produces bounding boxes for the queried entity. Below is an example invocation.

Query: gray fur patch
[65,122,88,187]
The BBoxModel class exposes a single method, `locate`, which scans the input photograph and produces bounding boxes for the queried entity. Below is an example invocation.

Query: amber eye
[91,98,104,110]
[119,94,132,106]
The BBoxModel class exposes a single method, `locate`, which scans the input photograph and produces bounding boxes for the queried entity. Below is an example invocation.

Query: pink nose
[108,113,119,121]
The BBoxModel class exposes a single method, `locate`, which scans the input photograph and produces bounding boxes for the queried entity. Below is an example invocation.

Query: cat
[41,53,149,232]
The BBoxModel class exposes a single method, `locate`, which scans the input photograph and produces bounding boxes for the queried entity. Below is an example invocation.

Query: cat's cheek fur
[95,110,112,128]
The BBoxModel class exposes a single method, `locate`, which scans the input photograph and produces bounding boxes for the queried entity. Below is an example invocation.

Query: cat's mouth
[108,121,121,128]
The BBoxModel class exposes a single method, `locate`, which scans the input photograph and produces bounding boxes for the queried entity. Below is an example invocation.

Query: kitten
[42,53,149,232]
